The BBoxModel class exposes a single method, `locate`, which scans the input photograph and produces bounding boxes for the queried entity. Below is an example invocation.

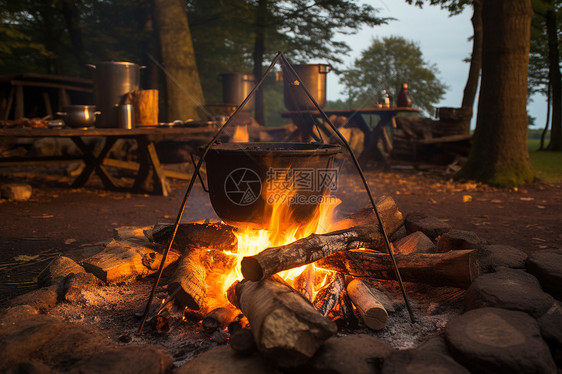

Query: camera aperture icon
[224,168,262,206]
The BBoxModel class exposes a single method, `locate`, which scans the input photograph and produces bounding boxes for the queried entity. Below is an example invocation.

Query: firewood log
[338,290,359,330]
[202,307,237,331]
[150,223,237,252]
[346,279,388,330]
[329,195,403,231]
[227,276,337,367]
[167,249,206,310]
[293,264,315,301]
[229,327,257,355]
[312,272,345,316]
[317,249,479,289]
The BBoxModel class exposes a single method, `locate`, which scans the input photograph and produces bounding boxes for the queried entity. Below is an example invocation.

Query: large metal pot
[219,73,255,111]
[282,64,331,111]
[88,61,140,128]
[57,105,99,128]
[204,142,341,228]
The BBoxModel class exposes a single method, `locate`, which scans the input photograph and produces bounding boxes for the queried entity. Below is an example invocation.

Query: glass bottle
[397,83,412,107]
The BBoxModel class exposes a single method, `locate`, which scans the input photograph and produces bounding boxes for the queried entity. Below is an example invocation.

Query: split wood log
[317,249,479,289]
[241,199,404,282]
[167,249,207,310]
[150,222,237,252]
[227,276,337,367]
[81,239,181,284]
[312,272,345,316]
[338,290,359,330]
[229,327,257,355]
[202,307,238,331]
[293,264,315,301]
[329,195,403,231]
[347,279,388,330]
[153,305,184,334]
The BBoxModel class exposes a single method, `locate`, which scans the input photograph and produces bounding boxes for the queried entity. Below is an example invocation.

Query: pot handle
[85,64,96,69]
[319,64,332,74]
[56,112,66,116]
[190,152,209,193]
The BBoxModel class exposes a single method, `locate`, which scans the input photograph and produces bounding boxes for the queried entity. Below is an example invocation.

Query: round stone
[526,249,562,301]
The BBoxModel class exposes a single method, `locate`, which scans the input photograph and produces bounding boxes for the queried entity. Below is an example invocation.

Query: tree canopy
[339,36,447,115]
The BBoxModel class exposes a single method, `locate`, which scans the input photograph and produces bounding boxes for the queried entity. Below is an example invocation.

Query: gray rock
[445,307,556,374]
[526,249,562,300]
[175,345,277,374]
[9,285,60,312]
[477,244,528,273]
[537,302,562,366]
[69,346,173,374]
[6,360,55,374]
[393,231,435,254]
[0,183,32,201]
[436,229,481,252]
[464,268,555,318]
[64,272,101,303]
[404,212,451,240]
[381,349,470,374]
[37,256,85,287]
[416,336,449,355]
[303,334,393,374]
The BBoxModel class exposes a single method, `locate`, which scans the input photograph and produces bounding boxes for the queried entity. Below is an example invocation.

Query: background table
[0,126,217,196]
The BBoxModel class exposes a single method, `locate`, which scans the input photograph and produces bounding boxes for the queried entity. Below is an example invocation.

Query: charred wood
[167,249,206,310]
[150,223,237,252]
[329,196,403,231]
[229,327,257,355]
[227,276,336,367]
[312,272,345,317]
[202,307,237,331]
[317,249,479,289]
[293,264,315,301]
[347,279,388,331]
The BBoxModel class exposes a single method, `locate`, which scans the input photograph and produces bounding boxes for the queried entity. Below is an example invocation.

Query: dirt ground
[1,162,561,304]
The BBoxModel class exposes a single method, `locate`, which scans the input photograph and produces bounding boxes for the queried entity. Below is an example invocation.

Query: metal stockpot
[88,61,140,127]
[219,73,255,111]
[282,64,331,111]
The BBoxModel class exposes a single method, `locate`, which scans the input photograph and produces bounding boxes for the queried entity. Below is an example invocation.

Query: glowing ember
[232,125,249,142]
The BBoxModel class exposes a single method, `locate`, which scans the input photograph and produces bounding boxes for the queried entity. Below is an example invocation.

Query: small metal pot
[57,105,100,128]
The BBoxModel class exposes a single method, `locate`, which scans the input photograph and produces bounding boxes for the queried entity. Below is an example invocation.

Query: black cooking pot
[204,142,341,228]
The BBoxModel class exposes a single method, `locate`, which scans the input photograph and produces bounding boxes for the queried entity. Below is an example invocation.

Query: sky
[326,1,547,129]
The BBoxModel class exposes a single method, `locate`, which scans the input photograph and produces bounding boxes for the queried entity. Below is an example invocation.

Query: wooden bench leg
[71,136,121,190]
[133,136,170,196]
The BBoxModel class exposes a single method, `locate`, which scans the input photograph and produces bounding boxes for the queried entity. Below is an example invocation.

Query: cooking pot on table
[57,105,100,128]
[203,142,341,228]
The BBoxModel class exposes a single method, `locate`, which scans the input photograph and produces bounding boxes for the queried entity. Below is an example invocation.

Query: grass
[528,139,562,183]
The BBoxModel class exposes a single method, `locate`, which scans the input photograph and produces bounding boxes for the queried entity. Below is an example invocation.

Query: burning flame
[204,187,341,310]
[232,125,249,142]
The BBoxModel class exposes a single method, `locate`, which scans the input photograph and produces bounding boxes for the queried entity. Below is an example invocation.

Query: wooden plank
[416,134,472,145]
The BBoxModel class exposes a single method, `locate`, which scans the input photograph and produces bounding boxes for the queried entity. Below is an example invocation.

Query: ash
[47,277,464,367]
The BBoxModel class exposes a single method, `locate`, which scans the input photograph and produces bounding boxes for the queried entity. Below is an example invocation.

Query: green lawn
[528,139,562,182]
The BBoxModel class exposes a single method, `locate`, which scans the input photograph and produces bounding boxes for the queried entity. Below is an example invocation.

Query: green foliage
[339,36,448,115]
[528,138,562,181]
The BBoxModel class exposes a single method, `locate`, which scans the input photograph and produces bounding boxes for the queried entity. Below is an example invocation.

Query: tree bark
[153,0,205,121]
[316,249,479,289]
[545,3,562,151]
[459,0,483,133]
[456,0,534,187]
[228,276,336,367]
[252,0,267,125]
[61,0,84,67]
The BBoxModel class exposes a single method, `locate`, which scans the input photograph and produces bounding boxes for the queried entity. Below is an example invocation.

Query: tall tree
[543,0,562,150]
[456,0,534,187]
[153,0,205,121]
[339,36,448,115]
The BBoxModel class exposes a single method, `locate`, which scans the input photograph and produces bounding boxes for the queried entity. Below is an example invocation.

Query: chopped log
[241,196,403,282]
[227,314,249,335]
[153,304,184,334]
[81,239,181,284]
[229,328,257,355]
[317,249,479,289]
[293,264,315,301]
[312,272,345,316]
[330,195,403,231]
[202,307,237,331]
[167,249,207,310]
[150,223,237,252]
[339,290,359,330]
[227,276,337,367]
[347,279,388,331]
[129,89,159,127]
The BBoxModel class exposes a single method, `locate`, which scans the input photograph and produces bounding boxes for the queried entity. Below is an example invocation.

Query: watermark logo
[266,168,338,193]
[224,168,262,206]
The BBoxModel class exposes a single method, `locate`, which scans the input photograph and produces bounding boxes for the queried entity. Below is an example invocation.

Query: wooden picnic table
[281,107,422,165]
[0,126,218,196]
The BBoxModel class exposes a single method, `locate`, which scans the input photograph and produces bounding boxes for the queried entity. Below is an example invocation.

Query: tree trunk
[61,0,84,67]
[252,0,267,125]
[545,4,562,151]
[153,0,205,121]
[459,0,483,133]
[540,83,551,150]
[456,0,534,187]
